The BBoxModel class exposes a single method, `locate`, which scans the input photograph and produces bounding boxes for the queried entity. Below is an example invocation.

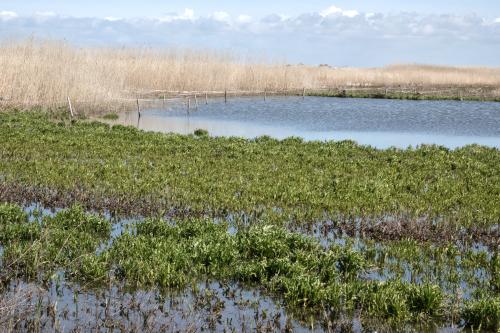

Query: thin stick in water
[136,99,141,118]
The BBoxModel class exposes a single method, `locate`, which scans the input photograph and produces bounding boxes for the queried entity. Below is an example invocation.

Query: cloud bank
[1,6,499,66]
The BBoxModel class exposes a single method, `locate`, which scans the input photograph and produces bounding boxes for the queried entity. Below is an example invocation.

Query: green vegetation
[194,128,209,137]
[305,89,500,102]
[0,203,498,329]
[0,110,498,331]
[0,204,111,282]
[463,297,500,331]
[101,112,119,120]
[0,111,498,241]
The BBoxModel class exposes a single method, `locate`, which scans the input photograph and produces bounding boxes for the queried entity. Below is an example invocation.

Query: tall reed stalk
[1,39,499,113]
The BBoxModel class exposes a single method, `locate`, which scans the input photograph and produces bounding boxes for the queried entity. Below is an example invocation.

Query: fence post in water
[264,88,267,101]
[136,99,141,118]
[205,92,208,105]
[224,90,227,104]
[187,98,191,114]
[194,94,198,109]
[67,96,74,118]
[163,94,166,107]
[302,88,306,100]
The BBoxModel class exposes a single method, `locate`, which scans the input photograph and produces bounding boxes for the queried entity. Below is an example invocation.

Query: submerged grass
[0,110,498,331]
[101,112,119,120]
[0,203,498,330]
[0,110,498,244]
[0,203,111,283]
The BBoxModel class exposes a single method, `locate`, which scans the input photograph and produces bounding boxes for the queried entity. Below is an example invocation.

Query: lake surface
[116,96,500,149]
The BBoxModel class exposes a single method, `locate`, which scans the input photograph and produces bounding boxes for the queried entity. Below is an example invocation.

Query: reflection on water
[115,96,500,149]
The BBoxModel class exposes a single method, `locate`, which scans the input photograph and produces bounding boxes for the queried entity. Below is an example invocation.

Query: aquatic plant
[0,110,498,331]
[194,128,209,137]
[0,204,111,281]
[0,203,40,243]
[462,297,500,330]
[0,203,498,330]
[0,111,498,247]
[101,112,119,120]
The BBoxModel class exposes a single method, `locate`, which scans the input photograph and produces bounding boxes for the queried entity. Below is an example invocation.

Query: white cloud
[33,11,57,22]
[104,16,122,22]
[1,9,496,40]
[320,5,342,17]
[422,24,434,35]
[159,8,195,22]
[0,10,18,21]
[182,8,194,20]
[211,11,230,23]
[342,10,360,18]
[237,15,253,24]
[320,5,359,18]
[35,11,56,17]
[0,8,499,66]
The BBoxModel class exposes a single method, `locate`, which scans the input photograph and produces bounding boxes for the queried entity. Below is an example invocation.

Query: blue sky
[3,0,500,18]
[1,1,500,66]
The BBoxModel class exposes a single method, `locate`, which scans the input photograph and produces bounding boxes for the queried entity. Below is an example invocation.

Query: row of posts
[185,88,307,113]
[66,88,308,119]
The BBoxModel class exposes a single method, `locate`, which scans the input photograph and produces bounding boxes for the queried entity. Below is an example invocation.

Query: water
[1,205,491,332]
[115,96,500,149]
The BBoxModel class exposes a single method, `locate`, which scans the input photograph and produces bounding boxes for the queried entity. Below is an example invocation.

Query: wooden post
[302,88,306,100]
[205,92,208,105]
[264,88,267,101]
[136,99,141,118]
[194,94,198,109]
[224,90,227,104]
[163,94,166,107]
[187,98,191,114]
[67,97,74,118]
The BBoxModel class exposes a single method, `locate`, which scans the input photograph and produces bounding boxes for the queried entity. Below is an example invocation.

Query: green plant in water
[194,128,209,137]
[0,203,40,243]
[407,283,444,317]
[462,297,500,331]
[101,113,119,120]
[0,109,499,330]
[0,204,111,282]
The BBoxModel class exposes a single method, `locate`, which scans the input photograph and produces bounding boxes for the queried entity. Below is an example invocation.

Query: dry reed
[1,39,500,113]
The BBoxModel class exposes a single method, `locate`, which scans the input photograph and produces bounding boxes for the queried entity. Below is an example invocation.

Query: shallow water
[0,205,492,332]
[115,96,500,149]
[1,279,317,332]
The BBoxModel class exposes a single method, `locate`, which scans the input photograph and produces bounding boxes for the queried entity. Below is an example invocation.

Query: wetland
[0,107,499,332]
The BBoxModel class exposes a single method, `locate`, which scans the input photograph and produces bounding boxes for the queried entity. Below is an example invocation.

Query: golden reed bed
[1,39,500,113]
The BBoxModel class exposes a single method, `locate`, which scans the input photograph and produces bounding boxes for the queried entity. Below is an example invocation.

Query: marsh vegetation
[1,40,500,114]
[0,110,498,331]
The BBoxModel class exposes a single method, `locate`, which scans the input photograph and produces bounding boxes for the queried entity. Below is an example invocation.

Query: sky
[1,1,500,66]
